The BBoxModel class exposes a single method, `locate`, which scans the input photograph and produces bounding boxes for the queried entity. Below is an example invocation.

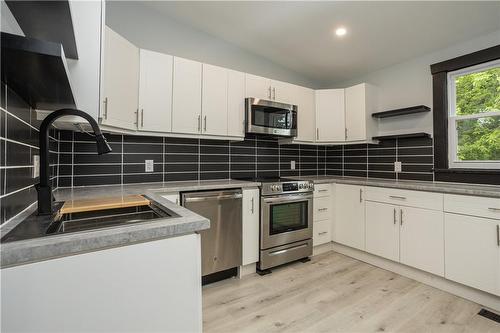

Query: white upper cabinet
[172,57,202,135]
[295,86,316,142]
[102,26,139,130]
[345,83,377,142]
[271,80,296,104]
[245,74,272,100]
[227,69,246,138]
[202,64,228,136]
[315,89,345,142]
[138,49,173,133]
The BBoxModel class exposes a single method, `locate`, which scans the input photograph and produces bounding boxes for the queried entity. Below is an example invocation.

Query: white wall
[0,0,23,35]
[330,29,500,136]
[105,1,318,89]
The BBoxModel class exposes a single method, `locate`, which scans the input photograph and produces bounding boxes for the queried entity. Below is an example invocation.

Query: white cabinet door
[227,69,246,138]
[295,86,316,142]
[172,57,202,135]
[271,80,296,104]
[102,26,139,130]
[345,83,367,141]
[245,74,271,100]
[202,64,228,136]
[334,184,365,250]
[445,213,500,296]
[138,49,173,133]
[400,207,444,276]
[315,89,345,142]
[242,188,260,265]
[365,201,400,261]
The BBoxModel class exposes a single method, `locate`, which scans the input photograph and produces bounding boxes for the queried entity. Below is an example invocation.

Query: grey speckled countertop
[292,176,500,198]
[1,180,260,268]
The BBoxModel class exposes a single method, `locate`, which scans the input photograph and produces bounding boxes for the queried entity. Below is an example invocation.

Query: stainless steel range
[258,178,314,274]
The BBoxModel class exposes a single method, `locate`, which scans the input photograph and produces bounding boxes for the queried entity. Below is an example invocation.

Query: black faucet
[36,109,112,215]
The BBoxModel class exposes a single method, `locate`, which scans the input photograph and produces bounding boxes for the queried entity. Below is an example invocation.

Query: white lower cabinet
[365,201,400,262]
[334,184,365,250]
[242,188,260,265]
[313,184,333,246]
[444,213,500,296]
[400,207,444,276]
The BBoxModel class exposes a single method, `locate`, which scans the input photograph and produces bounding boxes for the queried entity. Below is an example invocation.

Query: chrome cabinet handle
[251,197,255,214]
[359,189,363,203]
[400,209,403,226]
[318,189,328,193]
[141,109,144,127]
[197,115,201,132]
[497,225,500,246]
[345,128,348,140]
[393,208,396,225]
[103,97,108,119]
[390,195,407,200]
[268,86,272,99]
[488,207,500,212]
[134,108,139,126]
[316,128,319,140]
[318,231,328,235]
[272,87,276,100]
[318,208,328,212]
[204,116,207,132]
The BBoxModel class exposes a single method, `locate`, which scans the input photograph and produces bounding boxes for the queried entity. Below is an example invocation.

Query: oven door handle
[269,243,309,256]
[262,194,313,203]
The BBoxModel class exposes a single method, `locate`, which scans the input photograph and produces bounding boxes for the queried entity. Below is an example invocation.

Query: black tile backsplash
[0,83,59,225]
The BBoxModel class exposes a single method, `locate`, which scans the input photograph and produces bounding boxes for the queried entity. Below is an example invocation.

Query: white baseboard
[330,242,500,313]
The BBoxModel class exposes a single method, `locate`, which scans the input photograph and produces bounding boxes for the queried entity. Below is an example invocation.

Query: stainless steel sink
[46,201,177,235]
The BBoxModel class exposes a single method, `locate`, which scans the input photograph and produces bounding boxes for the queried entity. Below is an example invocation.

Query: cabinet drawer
[314,184,332,198]
[365,186,443,211]
[314,197,331,221]
[444,194,500,220]
[313,219,331,246]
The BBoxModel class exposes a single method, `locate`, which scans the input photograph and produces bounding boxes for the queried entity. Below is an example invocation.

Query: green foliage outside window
[454,67,500,161]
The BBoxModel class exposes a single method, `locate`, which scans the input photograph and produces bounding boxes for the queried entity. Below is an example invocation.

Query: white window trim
[447,59,500,169]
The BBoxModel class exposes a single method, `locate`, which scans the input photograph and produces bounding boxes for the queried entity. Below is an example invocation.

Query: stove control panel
[261,180,314,196]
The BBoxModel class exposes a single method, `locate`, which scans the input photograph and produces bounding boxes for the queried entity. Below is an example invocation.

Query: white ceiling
[142,1,500,86]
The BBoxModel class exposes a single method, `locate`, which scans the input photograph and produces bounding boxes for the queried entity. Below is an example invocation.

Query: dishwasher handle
[183,193,242,203]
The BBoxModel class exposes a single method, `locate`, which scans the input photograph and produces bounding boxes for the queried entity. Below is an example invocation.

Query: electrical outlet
[291,160,296,170]
[145,160,154,173]
[33,155,40,178]
[394,161,402,173]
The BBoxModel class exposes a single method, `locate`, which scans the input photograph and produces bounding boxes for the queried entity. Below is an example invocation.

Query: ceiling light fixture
[335,27,347,37]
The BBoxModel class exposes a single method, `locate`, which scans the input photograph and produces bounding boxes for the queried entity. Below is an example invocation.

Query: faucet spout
[36,109,112,215]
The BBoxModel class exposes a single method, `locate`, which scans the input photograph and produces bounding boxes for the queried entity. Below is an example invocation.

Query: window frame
[447,59,500,169]
[430,44,500,185]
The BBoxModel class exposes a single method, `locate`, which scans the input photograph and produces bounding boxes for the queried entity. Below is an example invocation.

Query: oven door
[246,98,297,137]
[261,193,313,249]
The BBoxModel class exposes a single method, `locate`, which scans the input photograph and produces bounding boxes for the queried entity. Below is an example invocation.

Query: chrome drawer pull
[318,189,329,192]
[318,231,328,235]
[390,195,407,200]
[318,208,328,212]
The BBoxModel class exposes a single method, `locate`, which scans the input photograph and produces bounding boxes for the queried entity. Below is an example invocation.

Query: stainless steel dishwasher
[182,189,242,278]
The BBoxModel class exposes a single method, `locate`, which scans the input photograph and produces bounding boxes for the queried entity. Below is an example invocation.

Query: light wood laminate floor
[203,251,500,333]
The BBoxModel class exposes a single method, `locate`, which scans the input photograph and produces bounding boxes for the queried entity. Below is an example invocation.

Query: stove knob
[299,183,304,189]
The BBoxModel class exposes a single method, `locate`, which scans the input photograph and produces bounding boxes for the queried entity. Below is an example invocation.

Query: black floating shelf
[372,105,431,118]
[1,32,76,110]
[372,133,431,140]
[5,0,78,59]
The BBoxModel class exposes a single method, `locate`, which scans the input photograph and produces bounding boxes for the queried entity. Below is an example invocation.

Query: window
[447,59,500,169]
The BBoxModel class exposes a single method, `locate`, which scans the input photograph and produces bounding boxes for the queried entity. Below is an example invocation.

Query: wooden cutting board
[60,195,150,214]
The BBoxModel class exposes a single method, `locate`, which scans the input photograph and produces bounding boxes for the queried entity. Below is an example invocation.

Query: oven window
[252,105,291,129]
[269,201,308,235]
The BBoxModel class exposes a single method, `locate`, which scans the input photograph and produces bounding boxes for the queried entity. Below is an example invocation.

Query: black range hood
[1,32,76,111]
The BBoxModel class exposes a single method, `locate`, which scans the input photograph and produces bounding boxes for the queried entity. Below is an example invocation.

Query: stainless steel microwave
[245,98,297,137]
